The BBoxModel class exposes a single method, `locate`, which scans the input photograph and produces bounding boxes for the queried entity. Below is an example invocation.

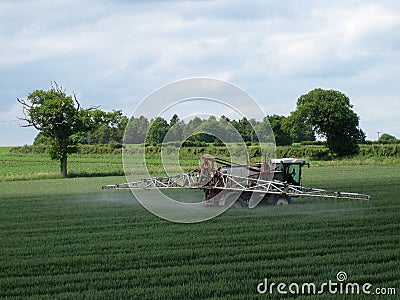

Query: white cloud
[0,103,21,120]
[0,0,400,143]
[0,103,37,146]
[340,4,400,44]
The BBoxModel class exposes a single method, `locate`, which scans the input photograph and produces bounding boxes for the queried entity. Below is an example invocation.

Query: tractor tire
[274,195,291,206]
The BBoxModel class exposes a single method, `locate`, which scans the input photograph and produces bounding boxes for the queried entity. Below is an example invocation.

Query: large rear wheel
[274,195,291,206]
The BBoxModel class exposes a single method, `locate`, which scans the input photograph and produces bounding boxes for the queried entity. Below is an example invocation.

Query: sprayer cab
[270,158,308,186]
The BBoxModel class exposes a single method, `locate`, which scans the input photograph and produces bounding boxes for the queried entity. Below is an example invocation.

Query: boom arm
[102,171,371,201]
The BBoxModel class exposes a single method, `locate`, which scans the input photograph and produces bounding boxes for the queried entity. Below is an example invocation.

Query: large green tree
[286,88,365,156]
[18,83,98,176]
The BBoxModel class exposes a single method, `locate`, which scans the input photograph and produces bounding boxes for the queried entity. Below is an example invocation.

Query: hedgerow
[9,144,400,159]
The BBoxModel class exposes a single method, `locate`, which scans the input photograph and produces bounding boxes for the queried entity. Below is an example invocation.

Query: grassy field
[0,151,122,180]
[1,164,399,299]
[0,147,203,180]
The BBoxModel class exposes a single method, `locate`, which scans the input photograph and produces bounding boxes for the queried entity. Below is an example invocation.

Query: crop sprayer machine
[102,156,371,208]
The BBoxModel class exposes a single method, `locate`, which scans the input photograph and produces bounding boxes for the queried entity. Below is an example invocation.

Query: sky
[1,0,399,146]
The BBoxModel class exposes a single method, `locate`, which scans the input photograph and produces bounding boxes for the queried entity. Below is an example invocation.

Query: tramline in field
[102,156,371,208]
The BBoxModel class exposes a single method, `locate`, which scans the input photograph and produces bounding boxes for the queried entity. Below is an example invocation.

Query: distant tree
[242,117,256,142]
[86,110,127,144]
[165,114,184,142]
[124,116,149,144]
[18,83,97,177]
[230,117,256,142]
[196,116,235,143]
[253,117,274,143]
[267,115,293,146]
[184,117,203,141]
[285,88,365,156]
[33,132,52,145]
[146,117,169,144]
[195,116,218,143]
[220,115,230,122]
[281,115,315,144]
[169,114,179,127]
[378,133,397,143]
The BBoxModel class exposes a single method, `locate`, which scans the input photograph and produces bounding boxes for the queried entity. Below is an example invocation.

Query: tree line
[34,112,315,146]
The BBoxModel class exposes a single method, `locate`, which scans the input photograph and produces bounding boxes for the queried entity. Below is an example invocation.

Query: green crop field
[0,149,201,181]
[1,164,399,299]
